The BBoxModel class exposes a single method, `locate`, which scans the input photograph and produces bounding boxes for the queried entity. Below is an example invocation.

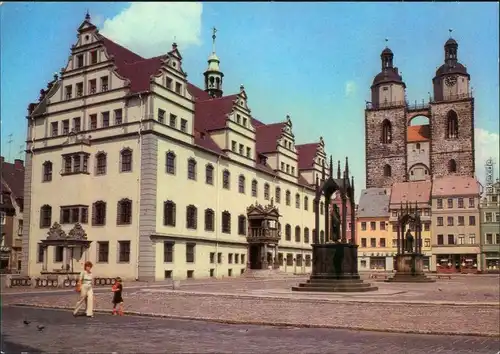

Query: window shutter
[128,200,132,224]
[117,201,122,225]
[39,207,44,228]
[172,203,176,226]
[92,203,97,225]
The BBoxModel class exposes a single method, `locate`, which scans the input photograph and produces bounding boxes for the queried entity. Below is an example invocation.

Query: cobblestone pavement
[7,290,500,336]
[2,306,499,354]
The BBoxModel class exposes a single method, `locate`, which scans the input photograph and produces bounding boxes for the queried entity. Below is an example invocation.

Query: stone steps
[292,284,379,292]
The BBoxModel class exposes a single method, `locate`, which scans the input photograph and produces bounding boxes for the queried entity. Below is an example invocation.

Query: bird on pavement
[23,320,31,325]
[37,325,45,332]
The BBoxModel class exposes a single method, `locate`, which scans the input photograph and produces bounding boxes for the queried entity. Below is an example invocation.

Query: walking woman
[73,261,94,318]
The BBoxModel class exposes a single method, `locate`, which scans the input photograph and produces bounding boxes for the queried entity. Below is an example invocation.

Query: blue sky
[1,2,498,190]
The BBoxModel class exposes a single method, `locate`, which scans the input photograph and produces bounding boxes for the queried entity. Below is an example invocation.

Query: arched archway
[448,159,457,173]
[446,110,459,139]
[408,163,430,181]
[383,164,392,177]
[408,115,430,127]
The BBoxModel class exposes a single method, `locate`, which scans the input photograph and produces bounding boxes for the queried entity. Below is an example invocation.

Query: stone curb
[137,289,500,308]
[12,304,500,338]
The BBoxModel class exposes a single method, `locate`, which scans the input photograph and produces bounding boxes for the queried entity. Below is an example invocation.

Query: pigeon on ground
[23,320,31,325]
[37,325,45,332]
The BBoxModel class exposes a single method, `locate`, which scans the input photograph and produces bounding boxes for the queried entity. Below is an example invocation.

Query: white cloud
[475,128,499,186]
[100,2,203,58]
[344,81,356,97]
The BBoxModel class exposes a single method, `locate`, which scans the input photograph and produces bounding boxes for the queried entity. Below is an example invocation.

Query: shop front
[436,254,480,273]
[483,252,500,273]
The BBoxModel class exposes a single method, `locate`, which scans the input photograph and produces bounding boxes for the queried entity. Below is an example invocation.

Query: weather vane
[212,27,217,53]
[449,28,453,37]
[385,37,389,46]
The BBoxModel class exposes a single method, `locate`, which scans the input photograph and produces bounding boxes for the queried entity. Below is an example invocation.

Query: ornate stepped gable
[28,16,325,188]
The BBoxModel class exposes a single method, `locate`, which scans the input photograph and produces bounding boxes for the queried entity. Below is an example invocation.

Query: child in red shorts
[111,277,124,315]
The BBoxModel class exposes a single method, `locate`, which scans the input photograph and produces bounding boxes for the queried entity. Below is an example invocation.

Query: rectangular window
[424,238,431,247]
[76,82,83,97]
[217,252,222,264]
[286,254,293,266]
[361,222,366,231]
[231,141,237,152]
[468,198,475,208]
[51,122,58,137]
[485,212,493,222]
[175,82,182,94]
[89,79,96,94]
[90,51,98,64]
[457,216,465,226]
[437,234,444,245]
[209,252,215,264]
[118,241,131,263]
[447,216,454,226]
[437,217,444,226]
[166,77,173,89]
[457,234,465,245]
[89,114,97,129]
[186,243,195,263]
[486,233,493,244]
[437,199,443,209]
[63,156,72,174]
[469,234,476,244]
[102,111,110,127]
[73,117,81,132]
[37,244,44,263]
[469,215,476,226]
[62,119,70,135]
[228,253,233,264]
[424,223,430,231]
[447,234,455,245]
[65,85,72,100]
[495,212,500,222]
[163,242,174,263]
[54,246,64,262]
[239,144,244,155]
[379,221,385,230]
[370,222,376,231]
[157,109,165,124]
[114,109,123,125]
[76,54,84,68]
[180,119,187,133]
[457,198,464,208]
[361,238,367,247]
[97,241,109,263]
[169,113,176,127]
[235,254,239,264]
[370,238,376,248]
[447,198,453,209]
[101,76,109,92]
[246,147,251,158]
[380,238,386,247]
[241,254,245,264]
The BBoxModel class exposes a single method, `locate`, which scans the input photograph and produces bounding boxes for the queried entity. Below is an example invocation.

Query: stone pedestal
[292,243,378,292]
[385,253,435,283]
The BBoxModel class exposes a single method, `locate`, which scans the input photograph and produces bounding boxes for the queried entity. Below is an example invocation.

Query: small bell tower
[204,27,224,98]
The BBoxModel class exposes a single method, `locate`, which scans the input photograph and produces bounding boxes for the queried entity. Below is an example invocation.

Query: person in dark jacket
[111,277,124,315]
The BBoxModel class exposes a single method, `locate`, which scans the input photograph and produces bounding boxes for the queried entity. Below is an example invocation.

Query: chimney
[14,159,24,169]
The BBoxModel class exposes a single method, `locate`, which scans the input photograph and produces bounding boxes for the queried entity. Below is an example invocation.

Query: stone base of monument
[385,253,435,283]
[292,243,378,292]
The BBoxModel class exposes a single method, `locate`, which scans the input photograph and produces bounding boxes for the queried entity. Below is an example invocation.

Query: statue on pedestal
[405,229,414,253]
[331,204,341,242]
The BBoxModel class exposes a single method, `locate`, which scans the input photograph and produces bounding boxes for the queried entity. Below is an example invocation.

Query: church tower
[204,27,224,98]
[430,32,475,179]
[365,43,408,188]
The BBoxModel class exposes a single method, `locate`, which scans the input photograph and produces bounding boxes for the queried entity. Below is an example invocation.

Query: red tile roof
[296,143,320,170]
[432,176,480,197]
[407,125,430,143]
[1,157,25,200]
[90,30,320,186]
[389,181,432,205]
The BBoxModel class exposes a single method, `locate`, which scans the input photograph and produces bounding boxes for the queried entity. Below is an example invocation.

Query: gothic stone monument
[386,202,435,283]
[293,157,378,292]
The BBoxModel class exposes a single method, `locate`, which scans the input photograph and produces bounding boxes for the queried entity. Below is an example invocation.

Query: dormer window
[166,77,173,90]
[91,51,98,65]
[175,82,182,94]
[243,118,247,126]
[101,76,109,92]
[236,114,241,124]
[65,85,72,100]
[76,54,84,68]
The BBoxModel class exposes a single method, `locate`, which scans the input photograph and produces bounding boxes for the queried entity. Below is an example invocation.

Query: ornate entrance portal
[246,203,281,270]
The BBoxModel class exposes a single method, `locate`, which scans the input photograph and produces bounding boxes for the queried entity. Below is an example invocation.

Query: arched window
[251,180,258,197]
[275,187,281,203]
[163,201,176,226]
[40,205,52,228]
[285,224,291,241]
[238,175,245,194]
[204,209,214,231]
[320,201,324,215]
[304,196,309,211]
[285,190,291,206]
[187,158,197,180]
[205,164,214,185]
[95,152,107,175]
[166,152,176,175]
[120,148,133,172]
[264,183,270,200]
[446,110,459,139]
[416,143,421,150]
[384,164,392,177]
[117,198,132,225]
[222,170,230,189]
[304,228,310,243]
[42,161,53,182]
[381,119,392,144]
[186,205,197,229]
[312,229,317,243]
[295,226,301,242]
[221,211,231,233]
[295,193,300,209]
[448,159,457,173]
[320,230,325,244]
[238,215,246,235]
[92,201,106,226]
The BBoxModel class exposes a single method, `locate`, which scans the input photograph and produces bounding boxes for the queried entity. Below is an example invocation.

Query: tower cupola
[204,27,224,98]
